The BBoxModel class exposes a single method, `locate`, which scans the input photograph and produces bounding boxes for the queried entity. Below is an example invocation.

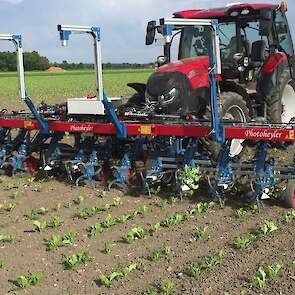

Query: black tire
[267,69,295,123]
[283,180,295,208]
[204,91,250,158]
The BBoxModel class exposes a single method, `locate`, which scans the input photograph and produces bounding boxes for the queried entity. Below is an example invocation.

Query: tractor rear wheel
[205,91,250,158]
[267,69,295,123]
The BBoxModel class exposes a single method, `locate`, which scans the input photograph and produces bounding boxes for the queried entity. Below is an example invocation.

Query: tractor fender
[220,81,253,117]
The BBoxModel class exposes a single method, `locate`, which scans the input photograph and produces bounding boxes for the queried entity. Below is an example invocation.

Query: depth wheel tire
[283,180,295,208]
[205,91,250,158]
[267,69,295,123]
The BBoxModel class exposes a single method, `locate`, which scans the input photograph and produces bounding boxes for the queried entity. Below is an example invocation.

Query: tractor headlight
[159,88,179,105]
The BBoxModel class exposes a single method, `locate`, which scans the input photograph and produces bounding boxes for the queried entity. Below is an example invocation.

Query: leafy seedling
[102,214,116,228]
[193,226,208,241]
[104,243,113,254]
[62,231,77,246]
[234,208,248,220]
[148,223,161,236]
[33,220,47,232]
[265,264,284,281]
[73,195,84,205]
[44,235,62,251]
[63,251,93,270]
[258,220,278,238]
[25,210,39,220]
[162,278,175,295]
[87,223,102,236]
[112,197,122,207]
[0,234,16,243]
[49,216,64,228]
[253,267,267,289]
[38,207,49,215]
[234,233,257,250]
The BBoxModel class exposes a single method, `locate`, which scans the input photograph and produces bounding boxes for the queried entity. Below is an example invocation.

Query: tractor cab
[123,2,295,127]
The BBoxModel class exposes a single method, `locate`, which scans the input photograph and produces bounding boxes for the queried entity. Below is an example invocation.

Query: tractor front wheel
[283,180,295,208]
[205,91,250,158]
[267,69,295,123]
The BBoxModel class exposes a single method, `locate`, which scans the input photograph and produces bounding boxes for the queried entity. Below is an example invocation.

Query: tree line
[0,51,152,71]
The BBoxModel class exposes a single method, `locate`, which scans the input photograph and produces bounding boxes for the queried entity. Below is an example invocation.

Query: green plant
[116,214,131,224]
[0,234,15,243]
[162,213,184,228]
[38,207,49,215]
[87,223,102,236]
[122,227,145,243]
[44,235,62,251]
[253,267,267,289]
[149,250,162,262]
[258,220,278,237]
[138,204,149,215]
[33,220,47,232]
[186,250,224,278]
[284,210,295,223]
[104,243,113,254]
[162,245,171,255]
[2,202,16,212]
[178,165,201,194]
[73,195,84,205]
[234,208,248,220]
[167,196,178,205]
[143,287,159,295]
[265,263,284,281]
[62,231,77,246]
[193,226,208,241]
[49,216,64,228]
[32,184,43,192]
[63,251,93,270]
[234,233,257,250]
[112,197,122,207]
[102,214,116,228]
[97,190,107,198]
[17,272,42,290]
[162,278,175,295]
[195,202,215,213]
[25,210,39,220]
[11,191,21,199]
[148,223,161,236]
[0,260,5,268]
[77,208,89,219]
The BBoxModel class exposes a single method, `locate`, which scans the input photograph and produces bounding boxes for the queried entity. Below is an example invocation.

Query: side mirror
[259,8,273,36]
[146,21,156,45]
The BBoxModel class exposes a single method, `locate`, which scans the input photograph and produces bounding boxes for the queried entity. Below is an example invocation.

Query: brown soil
[46,66,65,73]
[0,175,294,295]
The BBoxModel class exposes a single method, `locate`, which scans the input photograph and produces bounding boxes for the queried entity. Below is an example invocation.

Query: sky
[0,0,294,63]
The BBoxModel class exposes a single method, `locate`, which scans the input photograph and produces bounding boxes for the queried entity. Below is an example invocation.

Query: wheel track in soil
[101,203,286,295]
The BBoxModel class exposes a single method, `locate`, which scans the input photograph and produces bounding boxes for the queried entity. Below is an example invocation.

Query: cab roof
[174,3,278,19]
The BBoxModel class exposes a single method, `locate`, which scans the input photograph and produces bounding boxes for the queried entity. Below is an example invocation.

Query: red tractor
[123,1,295,156]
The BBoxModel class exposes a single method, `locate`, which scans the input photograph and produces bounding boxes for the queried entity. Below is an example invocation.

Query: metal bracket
[0,34,48,134]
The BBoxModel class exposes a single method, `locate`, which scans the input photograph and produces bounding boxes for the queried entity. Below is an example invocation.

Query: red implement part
[24,156,37,175]
[0,118,294,142]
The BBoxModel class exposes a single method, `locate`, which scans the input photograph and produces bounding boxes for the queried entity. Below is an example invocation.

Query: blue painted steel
[163,24,174,37]
[91,27,101,41]
[76,150,100,186]
[11,144,26,176]
[59,30,71,42]
[253,142,275,205]
[213,140,233,204]
[24,93,49,134]
[209,20,224,144]
[0,147,6,168]
[109,153,132,191]
[103,93,127,139]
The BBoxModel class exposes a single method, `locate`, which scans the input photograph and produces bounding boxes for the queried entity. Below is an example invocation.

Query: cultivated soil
[0,174,294,295]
